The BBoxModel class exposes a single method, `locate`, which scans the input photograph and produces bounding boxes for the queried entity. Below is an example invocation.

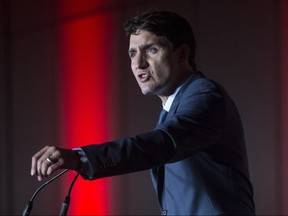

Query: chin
[140,88,154,95]
[141,91,150,95]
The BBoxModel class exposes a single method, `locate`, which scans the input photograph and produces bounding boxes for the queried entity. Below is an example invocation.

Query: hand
[31,146,80,181]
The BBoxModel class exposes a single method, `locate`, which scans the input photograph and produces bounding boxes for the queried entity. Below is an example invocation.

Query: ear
[177,43,190,63]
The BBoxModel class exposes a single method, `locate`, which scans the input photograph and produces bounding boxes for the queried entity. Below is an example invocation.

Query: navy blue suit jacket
[81,74,255,215]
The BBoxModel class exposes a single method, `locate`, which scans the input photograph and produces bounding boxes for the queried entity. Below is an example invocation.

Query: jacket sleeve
[80,77,226,180]
[80,130,175,180]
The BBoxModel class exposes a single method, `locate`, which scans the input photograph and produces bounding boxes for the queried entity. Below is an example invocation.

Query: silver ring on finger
[46,156,57,165]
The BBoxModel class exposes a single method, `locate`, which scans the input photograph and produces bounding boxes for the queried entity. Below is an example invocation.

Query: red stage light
[58,1,114,215]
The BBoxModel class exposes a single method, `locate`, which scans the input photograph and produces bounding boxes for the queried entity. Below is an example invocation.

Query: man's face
[128,30,181,96]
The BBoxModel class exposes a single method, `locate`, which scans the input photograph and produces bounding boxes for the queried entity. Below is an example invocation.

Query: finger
[36,146,57,180]
[47,161,62,176]
[46,148,69,176]
[40,157,52,177]
[36,153,47,178]
[36,157,45,181]
[31,146,49,176]
[41,152,60,177]
[46,149,78,175]
[38,147,57,176]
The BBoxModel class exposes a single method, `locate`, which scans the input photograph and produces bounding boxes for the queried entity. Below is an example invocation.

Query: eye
[128,50,136,59]
[146,47,158,54]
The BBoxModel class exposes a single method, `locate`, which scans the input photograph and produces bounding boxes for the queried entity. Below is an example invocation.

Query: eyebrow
[128,43,155,54]
[140,43,154,50]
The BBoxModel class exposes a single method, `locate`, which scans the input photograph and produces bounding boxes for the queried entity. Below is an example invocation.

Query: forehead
[129,30,171,49]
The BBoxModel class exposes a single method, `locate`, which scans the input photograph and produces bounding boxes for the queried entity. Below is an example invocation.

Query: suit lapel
[154,74,203,212]
[168,73,202,116]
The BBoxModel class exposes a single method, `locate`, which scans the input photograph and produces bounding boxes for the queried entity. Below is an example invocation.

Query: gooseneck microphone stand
[22,169,79,216]
[59,172,79,216]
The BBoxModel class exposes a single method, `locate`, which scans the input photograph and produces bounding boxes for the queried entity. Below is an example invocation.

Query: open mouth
[138,73,151,82]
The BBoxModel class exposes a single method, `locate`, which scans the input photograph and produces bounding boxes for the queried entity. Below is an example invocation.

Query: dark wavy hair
[124,11,196,69]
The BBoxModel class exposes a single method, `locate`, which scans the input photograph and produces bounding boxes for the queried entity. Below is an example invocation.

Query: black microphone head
[60,196,71,216]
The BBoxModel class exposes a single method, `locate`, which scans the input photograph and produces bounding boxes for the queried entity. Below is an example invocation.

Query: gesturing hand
[31,146,80,181]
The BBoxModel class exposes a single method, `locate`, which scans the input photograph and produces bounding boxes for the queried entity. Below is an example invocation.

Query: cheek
[130,62,136,73]
[154,61,170,76]
[131,67,138,80]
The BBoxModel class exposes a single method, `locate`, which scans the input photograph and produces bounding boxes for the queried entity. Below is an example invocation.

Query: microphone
[22,169,69,216]
[59,172,79,216]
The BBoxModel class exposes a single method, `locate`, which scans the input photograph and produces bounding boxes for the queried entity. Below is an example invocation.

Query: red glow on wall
[58,1,114,215]
[281,0,288,214]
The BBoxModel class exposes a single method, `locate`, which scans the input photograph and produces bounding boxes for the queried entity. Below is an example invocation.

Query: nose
[134,53,149,69]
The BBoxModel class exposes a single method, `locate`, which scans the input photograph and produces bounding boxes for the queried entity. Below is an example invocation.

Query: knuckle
[48,146,59,154]
[47,145,55,151]
[31,155,36,162]
[37,159,43,167]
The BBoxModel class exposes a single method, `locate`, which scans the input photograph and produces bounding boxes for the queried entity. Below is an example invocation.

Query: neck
[158,68,194,105]
[159,95,169,106]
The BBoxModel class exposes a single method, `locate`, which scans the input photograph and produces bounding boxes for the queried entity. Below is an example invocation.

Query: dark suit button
[161,210,167,215]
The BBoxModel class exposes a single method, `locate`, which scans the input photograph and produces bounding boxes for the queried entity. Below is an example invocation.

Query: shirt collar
[163,86,181,112]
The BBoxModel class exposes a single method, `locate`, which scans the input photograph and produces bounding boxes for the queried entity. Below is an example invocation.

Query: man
[31,11,255,215]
